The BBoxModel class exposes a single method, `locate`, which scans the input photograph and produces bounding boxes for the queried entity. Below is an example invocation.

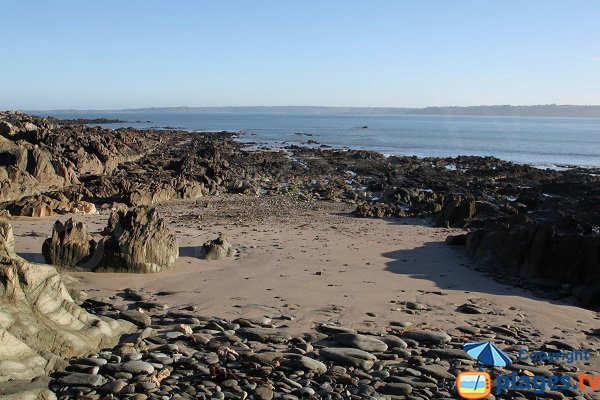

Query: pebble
[119,309,152,327]
[401,329,451,345]
[320,347,377,370]
[331,333,388,352]
[121,360,155,375]
[50,300,578,400]
[58,372,107,387]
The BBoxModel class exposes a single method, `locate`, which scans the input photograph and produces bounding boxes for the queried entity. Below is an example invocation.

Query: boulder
[42,218,96,269]
[200,233,235,260]
[0,220,134,383]
[464,222,600,308]
[435,195,476,228]
[94,207,178,273]
[5,193,97,217]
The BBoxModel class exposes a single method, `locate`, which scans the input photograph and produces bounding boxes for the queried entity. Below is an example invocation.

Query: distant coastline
[27,104,600,118]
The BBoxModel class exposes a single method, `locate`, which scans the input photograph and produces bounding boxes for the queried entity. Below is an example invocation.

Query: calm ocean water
[36,111,600,168]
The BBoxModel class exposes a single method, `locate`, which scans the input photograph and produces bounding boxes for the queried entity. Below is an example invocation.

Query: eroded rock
[42,218,95,269]
[0,220,134,383]
[94,207,178,273]
[200,233,235,260]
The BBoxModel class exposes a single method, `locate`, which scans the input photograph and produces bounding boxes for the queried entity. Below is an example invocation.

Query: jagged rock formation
[0,219,134,383]
[200,234,236,260]
[93,207,179,273]
[42,218,96,269]
[435,195,476,228]
[0,112,150,205]
[463,220,600,308]
[6,192,97,218]
[41,207,179,273]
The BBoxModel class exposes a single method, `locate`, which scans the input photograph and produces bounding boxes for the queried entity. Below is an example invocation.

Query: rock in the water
[94,206,179,273]
[42,218,96,269]
[319,347,377,370]
[200,233,235,260]
[332,333,388,352]
[0,221,133,383]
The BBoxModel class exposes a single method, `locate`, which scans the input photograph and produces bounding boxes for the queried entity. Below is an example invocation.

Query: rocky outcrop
[200,233,235,260]
[0,138,75,203]
[41,207,179,273]
[435,195,476,228]
[0,111,153,204]
[94,207,179,273]
[5,192,97,217]
[0,219,134,383]
[354,203,405,218]
[42,218,96,269]
[126,178,206,206]
[463,222,600,307]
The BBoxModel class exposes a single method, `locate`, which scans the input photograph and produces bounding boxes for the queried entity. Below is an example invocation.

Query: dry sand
[9,195,600,371]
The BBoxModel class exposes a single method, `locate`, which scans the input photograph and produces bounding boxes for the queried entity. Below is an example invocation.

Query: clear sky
[1,1,599,109]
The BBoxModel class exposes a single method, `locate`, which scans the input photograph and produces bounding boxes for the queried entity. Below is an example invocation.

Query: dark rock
[331,333,388,352]
[237,328,291,343]
[400,330,451,345]
[436,195,476,228]
[42,218,96,269]
[319,347,377,370]
[379,382,412,395]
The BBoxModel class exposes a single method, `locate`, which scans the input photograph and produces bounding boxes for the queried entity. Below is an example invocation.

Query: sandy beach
[11,195,600,372]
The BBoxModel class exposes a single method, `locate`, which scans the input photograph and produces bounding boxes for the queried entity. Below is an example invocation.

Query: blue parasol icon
[463,341,512,367]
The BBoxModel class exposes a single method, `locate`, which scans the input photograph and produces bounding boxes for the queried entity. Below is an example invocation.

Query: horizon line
[19,103,600,112]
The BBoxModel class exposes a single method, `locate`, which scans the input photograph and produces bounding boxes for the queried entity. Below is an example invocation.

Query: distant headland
[28,104,600,118]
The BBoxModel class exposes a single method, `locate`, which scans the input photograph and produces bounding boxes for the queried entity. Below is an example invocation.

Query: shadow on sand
[18,252,46,263]
[179,246,204,258]
[382,239,574,306]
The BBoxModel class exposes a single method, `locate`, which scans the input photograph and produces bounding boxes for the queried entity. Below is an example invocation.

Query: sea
[33,111,600,169]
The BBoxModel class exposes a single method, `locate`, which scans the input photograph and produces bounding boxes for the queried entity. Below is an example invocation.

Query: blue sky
[1,1,599,109]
